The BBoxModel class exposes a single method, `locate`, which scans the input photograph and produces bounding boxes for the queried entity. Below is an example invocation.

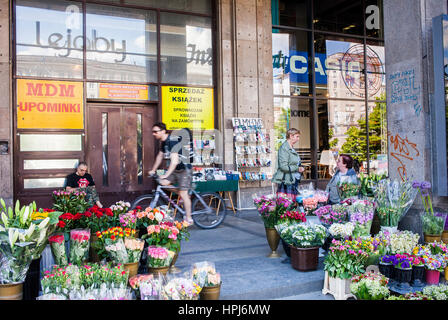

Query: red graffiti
[387,132,420,180]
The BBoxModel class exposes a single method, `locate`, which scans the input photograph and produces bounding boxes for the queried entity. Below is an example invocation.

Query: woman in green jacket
[272,128,305,200]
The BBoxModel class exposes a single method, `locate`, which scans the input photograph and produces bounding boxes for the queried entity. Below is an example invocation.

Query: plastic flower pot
[290,246,319,271]
[394,267,412,290]
[281,239,291,258]
[378,262,394,280]
[411,265,425,287]
[199,283,221,300]
[442,230,448,244]
[425,269,440,285]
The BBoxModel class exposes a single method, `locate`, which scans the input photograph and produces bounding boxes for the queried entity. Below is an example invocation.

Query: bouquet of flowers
[391,254,414,269]
[423,255,445,271]
[124,237,145,263]
[174,220,191,243]
[119,211,137,230]
[253,194,293,228]
[375,179,417,227]
[48,233,68,266]
[328,222,355,239]
[135,207,166,230]
[191,261,221,287]
[146,246,174,268]
[302,197,319,215]
[83,205,115,233]
[279,223,327,248]
[140,274,166,300]
[350,271,390,300]
[95,226,137,261]
[52,189,90,216]
[104,238,129,263]
[143,221,181,253]
[110,200,131,225]
[0,199,62,283]
[278,209,306,225]
[69,229,90,265]
[324,239,369,279]
[160,277,202,300]
[347,200,375,238]
[337,181,360,200]
[412,181,447,236]
[314,204,348,227]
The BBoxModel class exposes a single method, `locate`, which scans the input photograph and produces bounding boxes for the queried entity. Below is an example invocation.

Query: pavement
[173,209,335,300]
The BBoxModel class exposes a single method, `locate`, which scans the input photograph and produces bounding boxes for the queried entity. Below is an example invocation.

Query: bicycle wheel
[191,192,227,229]
[131,194,169,210]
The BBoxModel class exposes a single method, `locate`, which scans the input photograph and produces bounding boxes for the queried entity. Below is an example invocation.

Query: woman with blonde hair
[272,128,305,200]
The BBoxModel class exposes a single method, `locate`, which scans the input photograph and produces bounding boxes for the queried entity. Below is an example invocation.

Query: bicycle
[131,174,227,229]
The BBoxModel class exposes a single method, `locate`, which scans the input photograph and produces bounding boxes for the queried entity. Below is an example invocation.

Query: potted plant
[347,200,375,238]
[378,255,395,281]
[391,254,413,291]
[276,209,306,259]
[409,255,425,287]
[350,271,390,300]
[322,239,369,300]
[279,223,326,271]
[412,181,447,243]
[423,255,444,285]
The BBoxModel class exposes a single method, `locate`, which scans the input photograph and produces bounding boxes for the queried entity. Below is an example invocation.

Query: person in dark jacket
[272,128,305,200]
[325,154,359,204]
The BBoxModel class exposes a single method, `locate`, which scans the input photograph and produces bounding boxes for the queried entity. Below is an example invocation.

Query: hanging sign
[17,79,84,129]
[161,86,214,131]
[87,82,149,100]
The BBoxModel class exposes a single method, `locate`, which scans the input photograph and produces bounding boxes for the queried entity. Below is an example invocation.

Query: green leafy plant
[279,223,327,248]
[324,239,369,279]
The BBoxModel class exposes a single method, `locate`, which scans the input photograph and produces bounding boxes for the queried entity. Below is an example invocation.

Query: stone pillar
[0,0,13,207]
[217,0,273,208]
[384,0,447,237]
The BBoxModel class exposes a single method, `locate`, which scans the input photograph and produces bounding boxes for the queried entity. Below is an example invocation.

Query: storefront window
[367,98,388,175]
[272,30,312,97]
[273,0,310,28]
[124,0,212,15]
[365,0,384,38]
[314,35,365,99]
[313,0,364,36]
[20,134,83,152]
[160,13,213,86]
[86,4,157,83]
[366,40,386,100]
[15,0,84,79]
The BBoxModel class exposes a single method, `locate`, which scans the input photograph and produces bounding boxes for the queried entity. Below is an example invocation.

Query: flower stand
[321,271,355,300]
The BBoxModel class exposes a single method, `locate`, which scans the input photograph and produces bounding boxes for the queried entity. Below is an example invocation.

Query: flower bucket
[378,263,394,280]
[200,283,221,300]
[89,234,101,263]
[441,230,448,244]
[147,266,170,276]
[445,266,448,282]
[425,269,440,285]
[290,246,319,271]
[169,249,181,274]
[124,262,139,279]
[265,227,280,258]
[424,234,442,244]
[0,282,23,300]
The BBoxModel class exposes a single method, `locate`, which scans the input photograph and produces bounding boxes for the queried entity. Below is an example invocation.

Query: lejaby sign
[17,79,84,129]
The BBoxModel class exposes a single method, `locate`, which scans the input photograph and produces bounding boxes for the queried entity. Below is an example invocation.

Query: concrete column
[0,0,13,206]
[217,0,273,208]
[384,0,447,237]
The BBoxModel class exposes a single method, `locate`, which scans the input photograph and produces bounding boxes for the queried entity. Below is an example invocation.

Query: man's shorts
[165,168,192,191]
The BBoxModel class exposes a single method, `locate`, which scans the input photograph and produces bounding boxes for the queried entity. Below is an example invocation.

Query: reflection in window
[272,30,311,97]
[367,97,388,175]
[273,97,290,151]
[124,0,212,15]
[137,114,143,184]
[313,0,364,35]
[102,113,109,186]
[15,0,83,78]
[24,178,66,189]
[161,13,213,85]
[86,4,157,83]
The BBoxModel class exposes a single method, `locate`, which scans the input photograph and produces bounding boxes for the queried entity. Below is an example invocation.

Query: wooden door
[86,104,157,205]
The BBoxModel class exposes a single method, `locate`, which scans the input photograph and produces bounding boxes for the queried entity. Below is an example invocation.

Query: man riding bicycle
[148,122,193,225]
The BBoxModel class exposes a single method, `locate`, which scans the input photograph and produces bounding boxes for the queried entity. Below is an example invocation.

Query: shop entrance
[86,103,157,206]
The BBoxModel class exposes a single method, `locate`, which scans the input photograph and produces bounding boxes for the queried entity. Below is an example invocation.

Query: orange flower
[96,231,101,237]
[119,232,124,237]
[110,235,116,241]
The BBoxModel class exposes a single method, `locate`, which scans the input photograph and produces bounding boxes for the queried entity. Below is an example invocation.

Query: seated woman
[325,154,359,204]
[65,161,103,208]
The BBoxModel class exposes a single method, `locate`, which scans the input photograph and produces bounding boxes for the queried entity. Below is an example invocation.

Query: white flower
[155,211,163,222]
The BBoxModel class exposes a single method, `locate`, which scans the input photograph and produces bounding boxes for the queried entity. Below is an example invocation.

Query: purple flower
[412,180,421,189]
[421,181,431,190]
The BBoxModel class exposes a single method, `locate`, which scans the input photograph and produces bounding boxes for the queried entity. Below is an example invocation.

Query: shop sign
[87,82,149,100]
[161,86,214,131]
[17,79,84,129]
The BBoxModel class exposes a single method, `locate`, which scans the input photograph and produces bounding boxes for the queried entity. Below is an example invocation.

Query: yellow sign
[162,86,214,130]
[98,83,149,100]
[17,79,84,129]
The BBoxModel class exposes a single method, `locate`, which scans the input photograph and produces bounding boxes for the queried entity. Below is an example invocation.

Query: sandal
[184,218,194,225]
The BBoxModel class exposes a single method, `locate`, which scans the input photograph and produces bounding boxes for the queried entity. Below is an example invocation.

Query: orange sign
[98,83,149,100]
[17,79,84,129]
